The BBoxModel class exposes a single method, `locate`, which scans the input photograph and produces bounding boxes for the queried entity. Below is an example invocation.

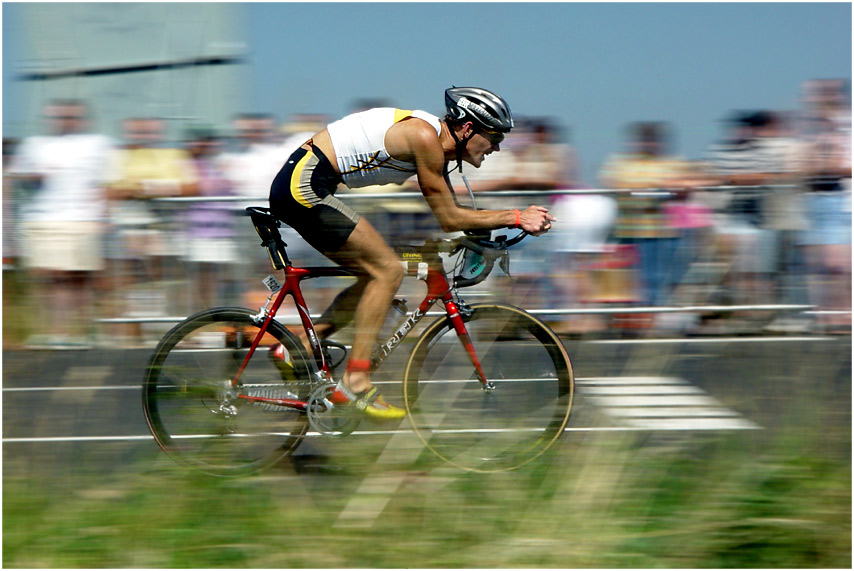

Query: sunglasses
[478,128,505,145]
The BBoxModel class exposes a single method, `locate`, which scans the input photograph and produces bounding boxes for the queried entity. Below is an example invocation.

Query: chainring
[306,383,359,437]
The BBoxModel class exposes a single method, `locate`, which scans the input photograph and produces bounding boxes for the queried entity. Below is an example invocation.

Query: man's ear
[460,121,475,138]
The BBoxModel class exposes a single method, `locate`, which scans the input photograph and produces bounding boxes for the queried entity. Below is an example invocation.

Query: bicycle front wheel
[403,304,573,472]
[143,307,312,476]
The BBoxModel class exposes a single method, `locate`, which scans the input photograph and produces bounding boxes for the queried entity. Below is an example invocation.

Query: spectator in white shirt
[10,99,115,347]
[219,113,289,200]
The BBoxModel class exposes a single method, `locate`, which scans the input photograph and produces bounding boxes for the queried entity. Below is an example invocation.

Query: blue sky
[4,2,851,185]
[242,2,850,183]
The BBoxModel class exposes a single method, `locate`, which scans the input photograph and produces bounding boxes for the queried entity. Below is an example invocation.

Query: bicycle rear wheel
[142,307,312,476]
[403,304,573,472]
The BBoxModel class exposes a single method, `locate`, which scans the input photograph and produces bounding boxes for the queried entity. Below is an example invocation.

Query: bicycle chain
[243,384,300,411]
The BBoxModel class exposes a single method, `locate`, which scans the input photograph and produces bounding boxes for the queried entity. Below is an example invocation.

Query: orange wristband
[512,209,521,228]
[346,359,372,373]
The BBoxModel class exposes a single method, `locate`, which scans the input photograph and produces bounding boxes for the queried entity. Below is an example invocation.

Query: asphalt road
[3,333,851,480]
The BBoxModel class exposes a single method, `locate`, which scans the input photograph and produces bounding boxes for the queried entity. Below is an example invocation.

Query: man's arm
[6,138,45,188]
[404,121,553,234]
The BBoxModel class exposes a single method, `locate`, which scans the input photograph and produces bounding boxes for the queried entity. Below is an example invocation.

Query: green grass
[2,269,37,347]
[3,419,850,569]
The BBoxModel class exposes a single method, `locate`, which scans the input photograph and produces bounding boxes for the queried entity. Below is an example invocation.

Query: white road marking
[4,435,154,443]
[4,386,139,392]
[601,407,740,418]
[0,423,760,444]
[62,366,113,383]
[586,336,833,345]
[577,376,760,430]
[576,376,685,385]
[581,385,707,396]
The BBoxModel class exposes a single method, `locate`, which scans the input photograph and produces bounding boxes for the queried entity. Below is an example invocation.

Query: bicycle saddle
[245,206,280,227]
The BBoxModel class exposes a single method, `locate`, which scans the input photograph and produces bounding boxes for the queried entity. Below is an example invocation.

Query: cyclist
[269,86,555,420]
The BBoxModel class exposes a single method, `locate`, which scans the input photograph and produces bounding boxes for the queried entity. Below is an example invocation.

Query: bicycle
[142,206,574,476]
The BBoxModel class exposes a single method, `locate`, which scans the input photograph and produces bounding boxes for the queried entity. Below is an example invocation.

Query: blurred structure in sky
[7,3,247,139]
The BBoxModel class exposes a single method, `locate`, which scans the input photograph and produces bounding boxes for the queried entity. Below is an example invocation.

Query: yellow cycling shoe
[356,387,407,421]
[330,383,406,421]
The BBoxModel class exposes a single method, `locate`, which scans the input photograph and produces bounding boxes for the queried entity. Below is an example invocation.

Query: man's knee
[379,257,405,290]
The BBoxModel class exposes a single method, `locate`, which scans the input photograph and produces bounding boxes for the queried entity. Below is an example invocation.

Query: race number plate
[262,274,282,293]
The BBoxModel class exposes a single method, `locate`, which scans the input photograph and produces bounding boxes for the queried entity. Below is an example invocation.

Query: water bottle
[380,297,409,341]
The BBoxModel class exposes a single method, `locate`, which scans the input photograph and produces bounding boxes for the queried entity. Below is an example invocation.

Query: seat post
[246,207,291,270]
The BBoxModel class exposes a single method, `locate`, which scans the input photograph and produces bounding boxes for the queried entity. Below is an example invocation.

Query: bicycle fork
[444,299,494,392]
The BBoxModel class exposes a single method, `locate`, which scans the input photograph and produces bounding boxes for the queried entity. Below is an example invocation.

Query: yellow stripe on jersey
[290,151,314,208]
[394,109,413,123]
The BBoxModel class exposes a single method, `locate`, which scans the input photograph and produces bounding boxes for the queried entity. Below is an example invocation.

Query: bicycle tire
[142,307,312,477]
[403,304,573,472]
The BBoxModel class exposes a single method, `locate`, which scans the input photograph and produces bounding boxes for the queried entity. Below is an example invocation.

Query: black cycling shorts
[269,144,361,253]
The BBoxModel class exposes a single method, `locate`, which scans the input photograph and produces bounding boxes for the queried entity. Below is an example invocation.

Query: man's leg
[296,279,368,354]
[324,218,404,394]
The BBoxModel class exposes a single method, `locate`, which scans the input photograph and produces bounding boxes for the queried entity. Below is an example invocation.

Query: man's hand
[518,205,556,236]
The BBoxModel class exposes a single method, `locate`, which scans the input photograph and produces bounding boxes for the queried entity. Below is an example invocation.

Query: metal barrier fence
[85,185,833,340]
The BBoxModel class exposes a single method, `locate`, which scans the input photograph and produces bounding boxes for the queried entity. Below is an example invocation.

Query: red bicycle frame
[230,247,489,411]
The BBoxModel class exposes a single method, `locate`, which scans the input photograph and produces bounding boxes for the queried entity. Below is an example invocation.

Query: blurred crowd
[2,79,850,348]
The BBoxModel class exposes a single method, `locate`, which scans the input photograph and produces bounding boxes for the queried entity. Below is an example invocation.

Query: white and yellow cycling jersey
[327,108,441,188]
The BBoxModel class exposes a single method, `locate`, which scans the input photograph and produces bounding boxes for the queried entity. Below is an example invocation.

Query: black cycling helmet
[444,86,514,174]
[445,86,515,133]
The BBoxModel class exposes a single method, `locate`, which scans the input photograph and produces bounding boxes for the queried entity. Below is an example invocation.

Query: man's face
[46,104,86,136]
[240,118,274,143]
[463,126,504,168]
[124,119,163,147]
[632,138,663,157]
[804,79,847,115]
